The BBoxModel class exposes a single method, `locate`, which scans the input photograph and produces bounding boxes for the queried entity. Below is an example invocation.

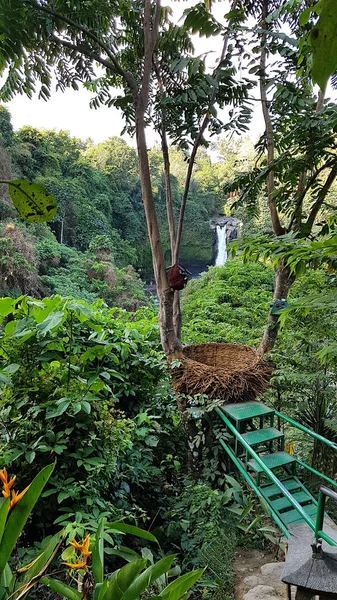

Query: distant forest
[0,105,257,307]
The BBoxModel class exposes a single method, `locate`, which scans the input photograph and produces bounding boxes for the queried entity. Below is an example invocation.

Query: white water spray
[215,224,228,266]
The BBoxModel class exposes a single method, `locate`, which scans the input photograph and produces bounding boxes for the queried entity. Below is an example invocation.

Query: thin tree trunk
[161,124,176,260]
[135,111,182,358]
[258,263,294,356]
[260,0,283,236]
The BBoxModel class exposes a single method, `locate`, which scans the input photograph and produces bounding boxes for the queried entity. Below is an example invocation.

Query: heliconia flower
[70,534,91,557]
[62,558,88,570]
[0,468,16,489]
[9,485,30,509]
[64,534,91,571]
[1,468,17,500]
[2,486,10,499]
[0,467,8,485]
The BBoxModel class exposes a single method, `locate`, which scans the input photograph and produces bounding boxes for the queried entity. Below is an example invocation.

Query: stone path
[233,547,293,600]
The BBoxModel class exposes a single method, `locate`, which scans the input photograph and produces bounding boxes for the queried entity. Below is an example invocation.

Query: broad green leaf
[21,531,63,584]
[107,547,141,562]
[7,180,57,223]
[312,0,337,92]
[0,498,10,546]
[299,6,311,26]
[224,474,242,492]
[1,563,12,589]
[107,522,157,543]
[121,555,176,600]
[36,311,64,335]
[0,464,54,576]
[40,577,81,600]
[0,298,14,320]
[92,518,105,585]
[94,581,109,600]
[0,373,10,386]
[159,569,205,600]
[103,559,146,600]
[3,364,19,375]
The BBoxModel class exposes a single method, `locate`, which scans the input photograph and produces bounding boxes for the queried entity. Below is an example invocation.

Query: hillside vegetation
[0,107,254,307]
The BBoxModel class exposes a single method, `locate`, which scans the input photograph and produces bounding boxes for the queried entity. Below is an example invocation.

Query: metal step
[247,451,296,474]
[281,502,317,525]
[241,427,284,447]
[270,491,313,512]
[222,402,274,423]
[260,477,302,499]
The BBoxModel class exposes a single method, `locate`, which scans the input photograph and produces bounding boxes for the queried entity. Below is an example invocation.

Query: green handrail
[215,407,337,546]
[275,410,337,451]
[218,437,290,538]
[315,486,337,538]
[296,459,337,490]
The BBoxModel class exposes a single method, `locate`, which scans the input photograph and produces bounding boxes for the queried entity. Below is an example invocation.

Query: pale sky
[2,1,264,147]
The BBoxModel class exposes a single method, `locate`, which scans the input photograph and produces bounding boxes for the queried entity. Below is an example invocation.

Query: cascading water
[215,224,228,266]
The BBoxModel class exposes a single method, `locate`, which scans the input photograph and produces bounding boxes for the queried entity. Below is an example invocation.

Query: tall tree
[0,0,252,358]
[223,0,337,355]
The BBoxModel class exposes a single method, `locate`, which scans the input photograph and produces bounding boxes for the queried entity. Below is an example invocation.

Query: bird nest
[172,342,272,403]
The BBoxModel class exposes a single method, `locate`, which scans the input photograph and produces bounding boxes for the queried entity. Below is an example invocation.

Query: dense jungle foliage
[1,259,337,598]
[2,0,337,598]
[0,106,252,307]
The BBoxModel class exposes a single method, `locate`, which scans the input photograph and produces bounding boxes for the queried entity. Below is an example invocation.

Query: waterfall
[215,224,228,266]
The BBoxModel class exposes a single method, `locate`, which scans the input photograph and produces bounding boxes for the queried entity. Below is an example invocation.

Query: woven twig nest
[172,343,272,403]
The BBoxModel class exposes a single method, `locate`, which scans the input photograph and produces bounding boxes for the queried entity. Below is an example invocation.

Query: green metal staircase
[215,401,337,545]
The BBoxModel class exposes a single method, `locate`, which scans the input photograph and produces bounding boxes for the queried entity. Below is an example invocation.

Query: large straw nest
[172,342,272,403]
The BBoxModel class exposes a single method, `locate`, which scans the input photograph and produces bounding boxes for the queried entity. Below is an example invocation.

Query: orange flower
[0,468,16,495]
[70,533,91,556]
[62,558,88,570]
[9,486,30,509]
[63,534,91,571]
[0,468,29,509]
[0,468,17,499]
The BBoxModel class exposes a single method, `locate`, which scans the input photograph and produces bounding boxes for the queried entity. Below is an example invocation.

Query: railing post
[315,489,326,539]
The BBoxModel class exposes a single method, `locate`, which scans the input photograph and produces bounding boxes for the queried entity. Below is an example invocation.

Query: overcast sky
[1,1,265,147]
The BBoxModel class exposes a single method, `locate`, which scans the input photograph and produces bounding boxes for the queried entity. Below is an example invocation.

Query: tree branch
[173,122,207,263]
[306,164,337,233]
[24,0,138,96]
[50,34,117,74]
[154,57,176,259]
[141,0,160,109]
[287,160,334,230]
[259,0,283,236]
[173,2,237,263]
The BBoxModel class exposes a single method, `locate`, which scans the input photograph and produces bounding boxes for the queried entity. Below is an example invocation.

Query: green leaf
[25,450,36,464]
[299,7,312,26]
[159,569,205,600]
[107,547,141,562]
[41,577,81,600]
[103,559,146,600]
[0,298,14,320]
[46,400,70,419]
[92,518,105,585]
[107,523,158,543]
[0,498,10,547]
[0,464,54,576]
[6,180,57,223]
[94,581,109,600]
[21,531,63,585]
[36,311,64,335]
[121,555,176,600]
[311,0,337,92]
[4,364,19,375]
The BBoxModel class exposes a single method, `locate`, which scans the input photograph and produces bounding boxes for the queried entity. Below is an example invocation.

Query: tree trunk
[135,109,182,358]
[258,264,294,356]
